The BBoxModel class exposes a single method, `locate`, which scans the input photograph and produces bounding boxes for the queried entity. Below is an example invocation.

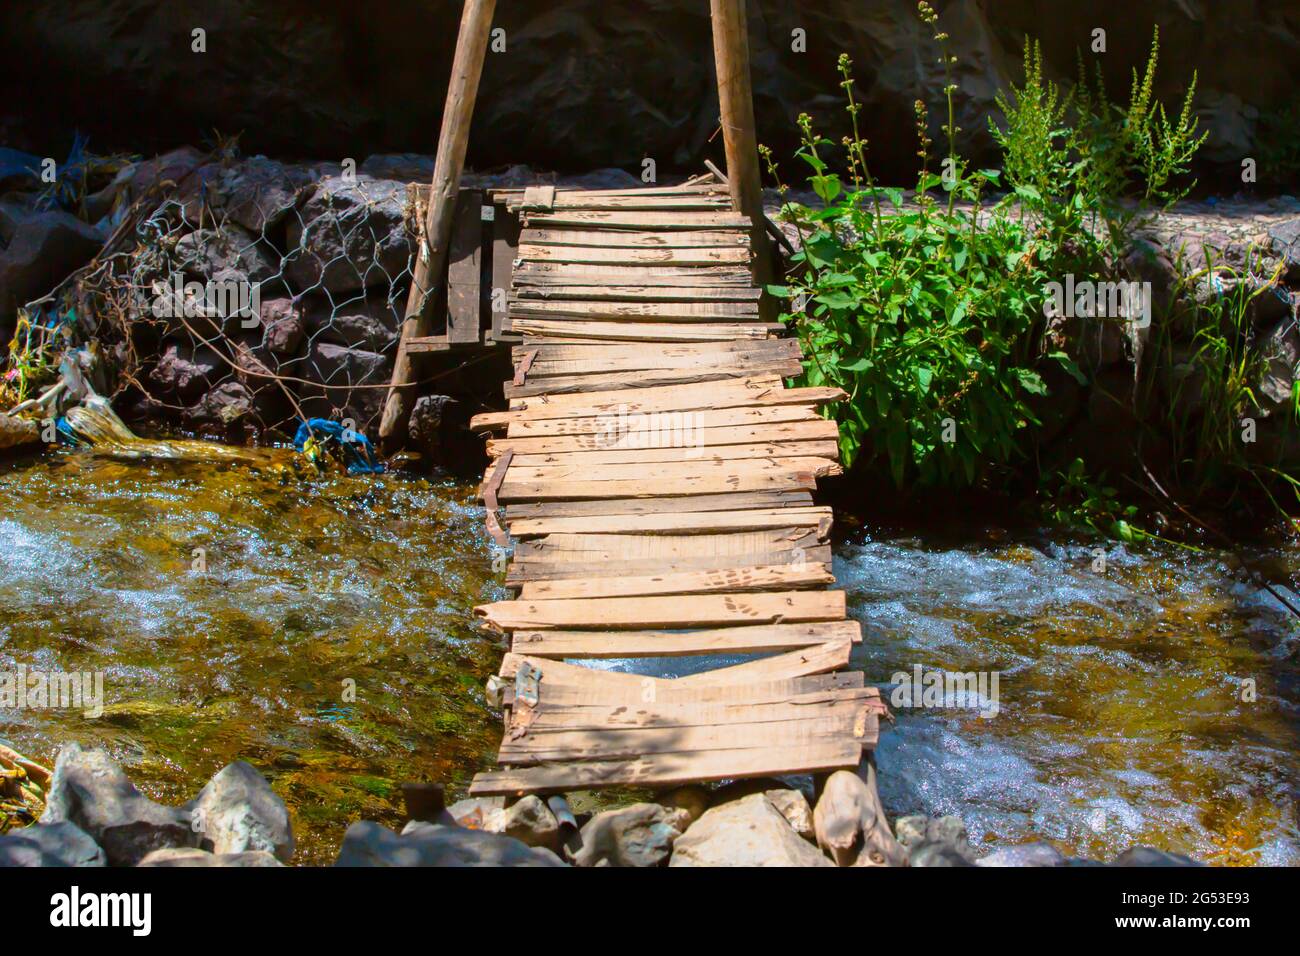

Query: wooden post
[709,0,773,308]
[379,0,497,446]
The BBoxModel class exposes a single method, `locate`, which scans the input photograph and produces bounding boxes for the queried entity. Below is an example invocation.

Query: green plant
[1040,457,1143,540]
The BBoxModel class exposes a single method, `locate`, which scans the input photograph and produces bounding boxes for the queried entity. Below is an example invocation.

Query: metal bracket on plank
[481,448,514,548]
[515,661,542,707]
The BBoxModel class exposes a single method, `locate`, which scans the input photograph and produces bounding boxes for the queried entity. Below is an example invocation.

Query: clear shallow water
[838,534,1300,865]
[3,447,1298,865]
[0,449,506,864]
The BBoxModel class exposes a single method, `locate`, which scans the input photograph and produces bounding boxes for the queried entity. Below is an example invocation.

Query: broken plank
[467,740,862,796]
[511,619,860,655]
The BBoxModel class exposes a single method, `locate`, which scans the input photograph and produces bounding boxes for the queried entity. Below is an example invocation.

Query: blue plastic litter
[292,418,384,475]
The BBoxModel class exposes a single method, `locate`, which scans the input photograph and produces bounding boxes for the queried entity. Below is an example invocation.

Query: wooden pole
[709,0,773,308]
[379,0,497,445]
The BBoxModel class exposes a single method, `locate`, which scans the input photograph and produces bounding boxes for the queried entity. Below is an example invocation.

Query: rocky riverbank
[0,744,1201,867]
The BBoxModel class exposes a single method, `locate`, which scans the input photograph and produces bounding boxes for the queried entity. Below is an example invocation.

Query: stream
[2,448,1297,864]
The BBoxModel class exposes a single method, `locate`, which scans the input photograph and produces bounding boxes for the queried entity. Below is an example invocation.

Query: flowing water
[2,448,1298,864]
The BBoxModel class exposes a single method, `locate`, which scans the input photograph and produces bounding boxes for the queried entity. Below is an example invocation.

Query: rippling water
[3,447,1298,864]
[0,449,505,864]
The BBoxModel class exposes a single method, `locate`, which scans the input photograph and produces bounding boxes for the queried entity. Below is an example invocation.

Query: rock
[298,340,392,426]
[894,815,929,849]
[39,743,197,866]
[497,795,561,851]
[187,761,294,863]
[925,815,974,860]
[569,802,691,867]
[186,381,257,430]
[1269,218,1300,282]
[285,176,411,295]
[334,820,565,867]
[812,768,907,867]
[1123,237,1179,327]
[0,208,103,317]
[173,225,278,285]
[764,789,814,841]
[446,796,505,830]
[1254,318,1300,413]
[1111,846,1202,867]
[303,294,402,353]
[148,342,221,402]
[976,843,1066,867]
[259,297,305,355]
[408,394,454,447]
[908,842,976,867]
[659,785,710,824]
[0,821,106,867]
[211,156,315,233]
[137,847,283,867]
[0,413,40,451]
[361,154,435,183]
[670,793,832,867]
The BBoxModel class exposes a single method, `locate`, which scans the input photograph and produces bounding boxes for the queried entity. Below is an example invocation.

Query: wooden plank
[514,339,794,361]
[401,336,451,353]
[515,528,823,561]
[507,373,779,410]
[507,505,832,538]
[504,360,802,397]
[511,619,859,655]
[516,562,834,599]
[503,456,840,484]
[524,342,798,377]
[447,189,483,344]
[520,184,556,211]
[508,319,776,343]
[502,404,821,438]
[510,301,759,322]
[514,285,760,303]
[506,546,833,583]
[674,638,852,686]
[513,685,877,727]
[523,210,752,230]
[520,229,749,249]
[467,740,861,796]
[518,245,750,266]
[507,441,837,470]
[514,268,754,287]
[501,490,814,518]
[497,469,816,501]
[487,420,837,456]
[490,201,520,342]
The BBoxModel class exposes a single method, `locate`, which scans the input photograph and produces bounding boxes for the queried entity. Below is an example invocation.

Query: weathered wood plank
[490,201,520,342]
[468,740,862,796]
[510,300,759,322]
[520,229,749,249]
[447,189,483,344]
[518,244,750,266]
[508,319,776,343]
[497,469,816,501]
[500,489,815,518]
[506,442,838,471]
[487,420,837,456]
[501,404,821,438]
[514,528,823,562]
[507,504,832,538]
[515,562,835,598]
[505,546,833,582]
[510,619,860,655]
[506,361,800,395]
[522,210,752,230]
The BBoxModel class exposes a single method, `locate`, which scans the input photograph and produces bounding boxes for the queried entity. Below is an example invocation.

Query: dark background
[2,0,1298,186]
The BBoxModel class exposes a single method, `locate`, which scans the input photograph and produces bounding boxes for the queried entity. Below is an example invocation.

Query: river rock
[1268,218,1300,282]
[259,297,305,356]
[137,847,283,867]
[569,802,691,867]
[909,842,976,867]
[148,342,222,402]
[894,815,929,849]
[285,176,411,295]
[976,843,1067,867]
[495,795,560,851]
[0,208,103,318]
[298,340,392,426]
[186,381,257,429]
[303,293,402,353]
[925,815,974,860]
[670,793,832,867]
[659,785,710,824]
[1254,317,1300,413]
[408,394,455,447]
[765,789,814,841]
[334,820,565,866]
[0,821,106,867]
[813,769,907,867]
[1110,847,1202,866]
[210,156,315,233]
[174,225,278,285]
[187,761,294,863]
[0,413,40,450]
[39,743,197,866]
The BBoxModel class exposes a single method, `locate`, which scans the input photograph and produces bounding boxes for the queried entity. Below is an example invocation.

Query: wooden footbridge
[378,0,886,799]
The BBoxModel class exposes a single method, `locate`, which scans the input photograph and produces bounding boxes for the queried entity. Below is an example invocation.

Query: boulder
[0,413,40,451]
[497,795,561,851]
[925,815,975,860]
[259,297,305,356]
[186,761,294,863]
[303,294,402,354]
[569,802,691,867]
[812,769,907,867]
[408,394,455,447]
[39,743,197,866]
[658,785,710,824]
[137,847,283,867]
[0,208,103,317]
[764,789,814,841]
[670,793,832,867]
[976,843,1066,867]
[1254,317,1300,413]
[211,156,315,233]
[1267,218,1300,283]
[298,340,392,427]
[1110,847,1202,867]
[285,176,411,295]
[185,381,258,430]
[894,815,929,850]
[0,821,106,867]
[147,342,221,402]
[908,842,976,867]
[334,820,565,867]
[173,225,278,285]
